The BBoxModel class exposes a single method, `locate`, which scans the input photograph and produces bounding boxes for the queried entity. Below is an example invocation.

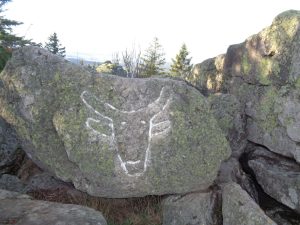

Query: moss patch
[258,58,280,85]
[242,53,251,75]
[258,87,279,132]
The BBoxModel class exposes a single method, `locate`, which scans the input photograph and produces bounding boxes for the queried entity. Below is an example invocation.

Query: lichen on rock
[0,46,230,198]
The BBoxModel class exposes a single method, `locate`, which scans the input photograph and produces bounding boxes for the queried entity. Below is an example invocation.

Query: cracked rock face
[0,46,230,198]
[1,9,300,224]
[248,147,300,213]
[162,188,222,225]
[187,10,300,224]
[222,183,277,225]
[0,117,23,174]
[0,189,107,225]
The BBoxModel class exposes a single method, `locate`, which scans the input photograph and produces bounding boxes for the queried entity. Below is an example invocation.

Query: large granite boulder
[162,188,222,225]
[248,147,300,213]
[226,10,300,162]
[223,10,300,88]
[208,93,246,154]
[222,182,277,225]
[0,189,107,225]
[188,10,300,163]
[0,46,230,198]
[246,87,300,162]
[186,54,226,95]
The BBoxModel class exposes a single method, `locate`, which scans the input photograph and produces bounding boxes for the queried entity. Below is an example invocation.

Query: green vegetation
[0,0,31,71]
[96,60,126,77]
[44,32,66,57]
[0,45,11,71]
[258,58,280,85]
[169,43,193,79]
[295,77,300,89]
[241,53,251,75]
[259,87,279,132]
[139,37,166,77]
[29,189,162,225]
[0,0,30,48]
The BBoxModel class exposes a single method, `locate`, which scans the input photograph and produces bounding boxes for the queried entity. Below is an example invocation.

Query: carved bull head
[81,87,171,177]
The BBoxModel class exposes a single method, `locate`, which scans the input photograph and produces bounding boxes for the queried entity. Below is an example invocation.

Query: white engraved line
[152,128,171,136]
[152,120,170,128]
[81,88,171,177]
[82,91,133,175]
[115,97,171,177]
[90,87,167,114]
[140,98,171,177]
[86,118,108,137]
[81,91,115,146]
[81,91,113,122]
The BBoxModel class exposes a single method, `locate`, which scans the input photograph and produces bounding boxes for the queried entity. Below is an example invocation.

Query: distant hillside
[67,57,101,66]
[67,57,171,71]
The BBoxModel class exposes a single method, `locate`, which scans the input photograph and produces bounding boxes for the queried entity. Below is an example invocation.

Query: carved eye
[141,120,146,124]
[152,120,171,136]
[121,121,127,126]
[86,118,112,137]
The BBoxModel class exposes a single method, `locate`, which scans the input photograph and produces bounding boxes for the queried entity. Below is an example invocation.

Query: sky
[4,0,300,63]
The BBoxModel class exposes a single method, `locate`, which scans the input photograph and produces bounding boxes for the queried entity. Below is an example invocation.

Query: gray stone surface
[0,46,230,197]
[186,54,226,94]
[248,147,300,213]
[0,117,23,174]
[0,174,25,193]
[187,10,300,163]
[162,189,222,225]
[208,93,246,154]
[0,189,107,225]
[246,87,300,163]
[217,157,259,202]
[222,183,277,225]
[0,188,30,200]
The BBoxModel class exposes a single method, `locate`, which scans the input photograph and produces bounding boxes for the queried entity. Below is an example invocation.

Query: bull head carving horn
[81,87,172,177]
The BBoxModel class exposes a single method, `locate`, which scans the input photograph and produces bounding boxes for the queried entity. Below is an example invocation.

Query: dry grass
[14,155,162,224]
[28,187,162,225]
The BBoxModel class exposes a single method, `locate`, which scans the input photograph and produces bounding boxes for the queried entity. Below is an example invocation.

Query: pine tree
[169,43,193,79]
[0,0,27,47]
[0,0,30,71]
[44,32,66,57]
[139,37,165,78]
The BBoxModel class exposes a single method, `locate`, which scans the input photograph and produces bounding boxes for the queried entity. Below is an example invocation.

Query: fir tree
[0,0,30,71]
[0,0,27,47]
[139,37,165,77]
[169,43,193,79]
[44,32,66,57]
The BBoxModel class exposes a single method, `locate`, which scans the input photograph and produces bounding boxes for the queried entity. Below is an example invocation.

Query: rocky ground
[0,9,300,225]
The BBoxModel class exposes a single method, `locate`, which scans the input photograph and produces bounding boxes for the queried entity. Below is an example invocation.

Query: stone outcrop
[1,9,300,224]
[222,183,277,225]
[187,9,300,224]
[187,54,226,95]
[0,46,230,198]
[0,189,107,225]
[225,10,300,162]
[0,117,23,174]
[208,93,246,153]
[248,147,300,213]
[162,188,222,225]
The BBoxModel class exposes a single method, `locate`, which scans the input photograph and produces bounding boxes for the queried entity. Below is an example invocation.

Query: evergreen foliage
[96,60,127,77]
[0,45,11,70]
[44,32,66,57]
[0,0,30,71]
[139,37,166,78]
[169,43,193,79]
